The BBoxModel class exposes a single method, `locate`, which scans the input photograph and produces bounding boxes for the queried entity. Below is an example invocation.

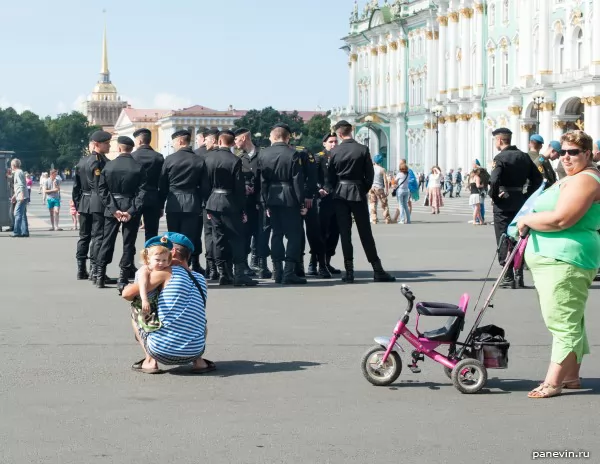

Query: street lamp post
[432,105,444,167]
[532,90,545,133]
[364,115,374,150]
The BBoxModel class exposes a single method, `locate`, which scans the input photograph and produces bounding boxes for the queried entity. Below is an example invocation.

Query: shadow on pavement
[167,360,322,377]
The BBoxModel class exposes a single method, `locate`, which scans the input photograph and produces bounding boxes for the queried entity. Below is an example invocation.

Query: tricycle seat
[416,302,465,317]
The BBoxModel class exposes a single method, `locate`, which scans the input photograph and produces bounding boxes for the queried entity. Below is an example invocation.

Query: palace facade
[330,0,600,173]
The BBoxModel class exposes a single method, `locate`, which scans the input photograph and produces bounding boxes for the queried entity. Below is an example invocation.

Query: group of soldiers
[72,120,395,292]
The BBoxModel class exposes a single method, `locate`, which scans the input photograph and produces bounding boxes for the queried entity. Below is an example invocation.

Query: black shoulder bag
[392,175,408,197]
[184,268,207,307]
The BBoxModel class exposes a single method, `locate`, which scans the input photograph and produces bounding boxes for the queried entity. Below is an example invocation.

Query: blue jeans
[397,191,411,224]
[14,200,29,236]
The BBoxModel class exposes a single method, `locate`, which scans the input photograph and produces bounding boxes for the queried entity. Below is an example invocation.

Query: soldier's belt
[112,194,133,199]
[82,192,92,196]
[499,186,524,192]
[271,182,291,186]
[338,180,362,185]
[171,189,197,194]
[212,189,232,194]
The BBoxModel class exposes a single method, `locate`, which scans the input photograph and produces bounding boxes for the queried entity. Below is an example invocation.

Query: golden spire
[101,10,109,75]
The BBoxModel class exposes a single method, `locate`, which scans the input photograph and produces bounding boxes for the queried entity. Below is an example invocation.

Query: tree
[300,113,332,154]
[45,112,99,170]
[233,107,306,147]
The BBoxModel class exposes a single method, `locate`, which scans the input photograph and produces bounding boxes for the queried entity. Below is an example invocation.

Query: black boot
[77,259,89,280]
[372,259,396,282]
[306,254,318,276]
[257,257,272,279]
[283,261,307,285]
[88,262,95,281]
[249,254,259,272]
[296,260,306,278]
[206,259,219,281]
[326,256,341,275]
[234,263,259,287]
[342,259,354,283]
[243,259,257,277]
[96,266,107,288]
[272,260,283,284]
[127,265,138,280]
[217,262,233,286]
[191,255,206,276]
[515,268,525,288]
[117,268,129,295]
[317,255,332,279]
[500,268,515,288]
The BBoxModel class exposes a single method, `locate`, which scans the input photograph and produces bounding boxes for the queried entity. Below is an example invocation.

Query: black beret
[333,120,352,130]
[90,130,112,143]
[197,127,209,137]
[491,127,512,136]
[219,129,235,138]
[233,127,250,137]
[322,133,337,143]
[205,129,220,137]
[133,128,151,138]
[171,129,191,140]
[271,123,291,134]
[117,136,134,147]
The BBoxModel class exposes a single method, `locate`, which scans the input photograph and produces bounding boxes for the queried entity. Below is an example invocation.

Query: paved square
[2,185,599,464]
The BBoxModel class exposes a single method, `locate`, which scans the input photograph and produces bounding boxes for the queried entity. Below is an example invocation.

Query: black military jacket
[73,151,110,214]
[295,147,318,201]
[258,142,305,207]
[316,150,334,201]
[194,145,208,157]
[239,146,261,207]
[203,147,245,214]
[327,139,374,202]
[490,145,543,212]
[158,147,206,214]
[98,153,145,218]
[131,145,164,209]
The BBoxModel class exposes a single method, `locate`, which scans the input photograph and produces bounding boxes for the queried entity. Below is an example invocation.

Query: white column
[538,0,551,82]
[592,0,600,75]
[472,3,484,96]
[584,99,593,137]
[471,109,482,166]
[459,7,472,99]
[397,117,406,165]
[519,0,533,86]
[436,118,447,168]
[447,11,459,99]
[456,114,468,171]
[437,15,448,99]
[349,49,357,113]
[378,40,387,112]
[445,114,457,171]
[389,41,398,111]
[426,29,435,104]
[552,118,566,142]
[520,123,532,152]
[590,99,600,141]
[370,45,378,110]
[508,105,521,139]
[398,39,407,112]
[539,102,555,142]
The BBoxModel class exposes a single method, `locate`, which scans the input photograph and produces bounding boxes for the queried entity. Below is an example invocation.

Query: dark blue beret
[144,235,173,250]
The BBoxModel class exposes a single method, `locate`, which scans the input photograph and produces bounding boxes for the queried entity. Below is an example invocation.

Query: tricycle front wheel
[361,345,402,386]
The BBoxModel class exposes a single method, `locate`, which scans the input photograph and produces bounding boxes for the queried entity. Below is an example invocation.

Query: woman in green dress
[517,130,600,399]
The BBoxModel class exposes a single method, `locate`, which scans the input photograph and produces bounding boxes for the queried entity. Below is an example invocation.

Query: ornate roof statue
[350,0,359,23]
[391,0,406,17]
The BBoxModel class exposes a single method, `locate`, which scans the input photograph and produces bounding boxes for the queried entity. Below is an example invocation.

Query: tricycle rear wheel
[451,358,487,394]
[361,345,402,386]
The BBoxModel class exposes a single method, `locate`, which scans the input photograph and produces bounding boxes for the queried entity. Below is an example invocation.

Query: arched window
[555,34,564,73]
[489,54,496,88]
[365,89,370,110]
[502,0,509,23]
[575,28,583,69]
[489,4,495,26]
[502,51,509,86]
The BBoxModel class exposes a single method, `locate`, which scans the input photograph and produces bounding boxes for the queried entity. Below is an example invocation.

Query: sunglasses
[559,148,586,157]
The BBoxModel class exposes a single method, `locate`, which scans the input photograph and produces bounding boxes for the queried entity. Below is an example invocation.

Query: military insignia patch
[298,159,302,166]
[94,168,101,176]
[308,154,315,163]
[538,165,544,174]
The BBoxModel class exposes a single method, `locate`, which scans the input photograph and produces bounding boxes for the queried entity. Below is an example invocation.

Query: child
[69,199,78,230]
[131,236,173,331]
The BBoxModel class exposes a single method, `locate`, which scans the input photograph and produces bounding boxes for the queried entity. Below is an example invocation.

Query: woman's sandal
[562,378,582,389]
[528,383,563,399]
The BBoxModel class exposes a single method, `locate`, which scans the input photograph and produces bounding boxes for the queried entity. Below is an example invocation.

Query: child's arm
[138,266,152,313]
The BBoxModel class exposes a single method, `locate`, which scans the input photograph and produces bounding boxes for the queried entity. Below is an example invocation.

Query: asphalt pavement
[1,183,598,464]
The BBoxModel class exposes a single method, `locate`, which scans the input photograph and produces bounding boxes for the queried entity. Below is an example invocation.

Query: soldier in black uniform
[131,128,164,241]
[327,120,395,283]
[73,130,116,284]
[234,127,272,278]
[194,127,209,157]
[200,128,220,280]
[158,130,207,274]
[259,123,307,285]
[204,130,257,287]
[489,127,543,287]
[96,136,146,291]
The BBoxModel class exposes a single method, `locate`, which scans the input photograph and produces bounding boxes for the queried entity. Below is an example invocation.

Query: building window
[556,34,564,73]
[502,0,509,23]
[489,4,495,26]
[489,55,496,88]
[575,28,583,69]
[502,51,509,86]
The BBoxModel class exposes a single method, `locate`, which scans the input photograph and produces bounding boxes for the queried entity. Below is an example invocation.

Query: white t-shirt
[428,173,442,188]
[372,165,386,189]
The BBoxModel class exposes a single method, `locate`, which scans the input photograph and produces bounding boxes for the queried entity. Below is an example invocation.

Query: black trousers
[203,210,214,261]
[244,203,259,256]
[334,199,380,263]
[318,198,339,258]
[269,206,303,263]
[254,204,271,258]
[493,209,516,266]
[166,213,200,257]
[97,214,142,269]
[208,210,245,265]
[301,204,325,257]
[90,212,106,265]
[140,206,162,242]
[75,212,93,260]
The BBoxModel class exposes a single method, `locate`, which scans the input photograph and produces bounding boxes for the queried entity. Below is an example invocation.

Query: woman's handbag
[391,175,408,197]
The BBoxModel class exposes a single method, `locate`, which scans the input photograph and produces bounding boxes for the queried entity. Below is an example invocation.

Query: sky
[0,0,353,118]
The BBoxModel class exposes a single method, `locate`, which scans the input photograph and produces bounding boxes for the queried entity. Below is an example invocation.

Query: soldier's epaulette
[317,151,325,156]
[295,146,305,151]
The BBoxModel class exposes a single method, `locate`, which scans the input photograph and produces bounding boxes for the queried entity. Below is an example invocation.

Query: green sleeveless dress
[525,171,600,364]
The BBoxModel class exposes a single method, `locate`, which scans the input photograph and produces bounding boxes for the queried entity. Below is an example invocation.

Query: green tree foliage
[0,108,98,171]
[300,113,332,154]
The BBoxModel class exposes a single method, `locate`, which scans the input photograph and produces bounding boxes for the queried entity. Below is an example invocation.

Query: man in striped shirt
[123,233,215,374]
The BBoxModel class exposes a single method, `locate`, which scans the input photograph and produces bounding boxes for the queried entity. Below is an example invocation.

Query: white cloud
[120,94,145,107]
[152,93,192,110]
[0,96,32,113]
[72,94,88,112]
[56,101,68,114]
